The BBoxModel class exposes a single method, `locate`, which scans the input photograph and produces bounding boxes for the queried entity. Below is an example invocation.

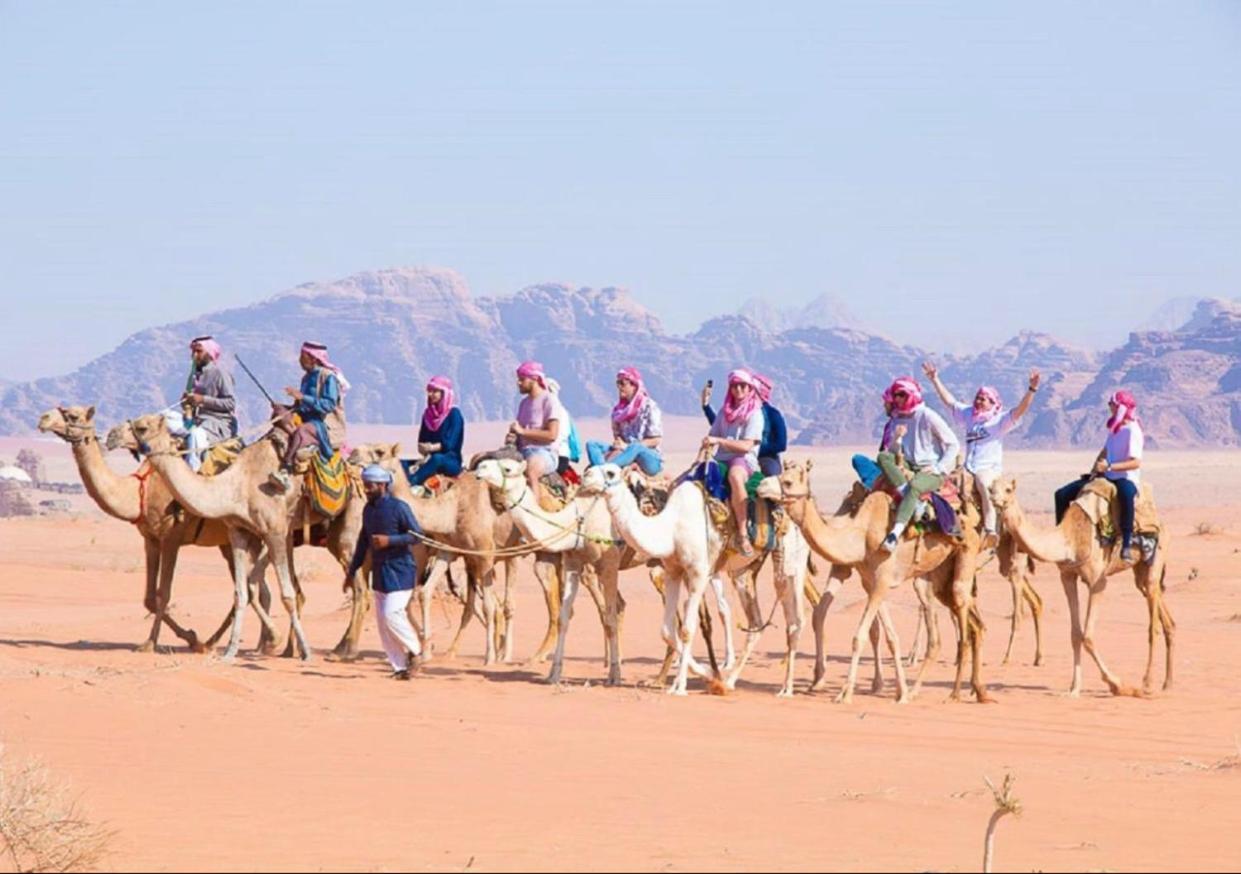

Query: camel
[581,463,811,697]
[989,475,1174,696]
[37,405,270,653]
[995,531,1044,666]
[757,459,990,703]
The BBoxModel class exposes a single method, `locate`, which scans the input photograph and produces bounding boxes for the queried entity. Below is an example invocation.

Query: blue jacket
[297,367,340,459]
[702,402,787,461]
[347,494,424,593]
[417,407,465,466]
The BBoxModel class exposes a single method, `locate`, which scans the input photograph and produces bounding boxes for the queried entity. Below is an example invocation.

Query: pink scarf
[974,385,1003,416]
[752,372,773,404]
[880,377,924,450]
[611,367,649,424]
[1107,390,1138,434]
[301,342,350,392]
[722,369,760,425]
[423,375,455,432]
[516,360,547,389]
[190,336,221,362]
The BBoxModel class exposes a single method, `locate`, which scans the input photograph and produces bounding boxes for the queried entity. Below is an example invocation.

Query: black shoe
[392,668,411,681]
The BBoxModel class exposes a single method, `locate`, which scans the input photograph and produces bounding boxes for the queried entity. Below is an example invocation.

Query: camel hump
[1076,478,1161,538]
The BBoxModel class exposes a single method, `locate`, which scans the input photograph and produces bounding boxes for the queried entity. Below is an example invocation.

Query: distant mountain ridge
[3,267,1239,448]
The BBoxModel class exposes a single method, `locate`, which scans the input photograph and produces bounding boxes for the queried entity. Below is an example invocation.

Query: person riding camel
[165,335,238,472]
[269,341,348,491]
[1053,390,1144,562]
[922,361,1041,545]
[702,369,765,557]
[410,375,464,492]
[701,369,787,475]
[586,366,664,476]
[509,360,568,490]
[876,376,961,552]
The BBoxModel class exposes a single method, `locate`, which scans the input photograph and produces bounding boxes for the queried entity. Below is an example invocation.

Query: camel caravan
[35,335,1175,701]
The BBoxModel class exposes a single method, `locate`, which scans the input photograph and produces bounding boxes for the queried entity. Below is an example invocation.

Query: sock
[889,521,907,539]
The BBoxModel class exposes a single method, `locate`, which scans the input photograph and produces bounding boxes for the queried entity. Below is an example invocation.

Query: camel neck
[71,435,142,522]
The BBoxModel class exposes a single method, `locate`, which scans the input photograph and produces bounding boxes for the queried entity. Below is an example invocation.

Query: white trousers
[161,407,209,473]
[973,468,999,533]
[374,588,422,671]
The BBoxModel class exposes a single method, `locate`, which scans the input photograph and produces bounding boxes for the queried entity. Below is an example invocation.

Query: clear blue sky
[2,1,1239,379]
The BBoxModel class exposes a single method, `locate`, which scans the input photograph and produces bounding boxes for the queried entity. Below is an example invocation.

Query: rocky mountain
[3,268,1239,449]
[738,293,864,335]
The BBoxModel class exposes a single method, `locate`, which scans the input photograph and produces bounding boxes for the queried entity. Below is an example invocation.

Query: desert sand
[2,418,1239,871]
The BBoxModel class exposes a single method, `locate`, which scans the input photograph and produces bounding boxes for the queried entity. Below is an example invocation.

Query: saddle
[868,467,971,541]
[198,438,244,477]
[304,451,350,519]
[1075,478,1161,541]
[624,469,673,517]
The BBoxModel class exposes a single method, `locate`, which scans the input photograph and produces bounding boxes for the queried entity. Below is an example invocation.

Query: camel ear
[85,405,96,421]
[389,443,401,458]
[806,458,814,472]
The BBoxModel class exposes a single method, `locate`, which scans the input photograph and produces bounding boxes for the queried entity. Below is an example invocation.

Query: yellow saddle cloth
[199,438,244,477]
[305,451,350,519]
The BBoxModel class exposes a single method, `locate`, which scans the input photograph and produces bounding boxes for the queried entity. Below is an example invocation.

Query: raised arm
[1008,369,1041,422]
[921,361,960,409]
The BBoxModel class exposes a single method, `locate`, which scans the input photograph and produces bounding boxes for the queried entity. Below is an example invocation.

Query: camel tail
[1026,555,1037,575]
[807,556,820,577]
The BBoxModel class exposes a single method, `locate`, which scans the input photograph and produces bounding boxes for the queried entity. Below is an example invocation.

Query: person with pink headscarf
[702,369,766,555]
[409,375,465,489]
[922,361,1041,542]
[586,367,664,475]
[169,335,237,472]
[702,370,788,476]
[875,376,961,552]
[509,360,569,489]
[269,341,348,491]
[1054,390,1144,561]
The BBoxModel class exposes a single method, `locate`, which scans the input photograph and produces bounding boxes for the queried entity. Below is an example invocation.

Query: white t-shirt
[950,403,1019,474]
[710,406,765,469]
[1105,422,1144,484]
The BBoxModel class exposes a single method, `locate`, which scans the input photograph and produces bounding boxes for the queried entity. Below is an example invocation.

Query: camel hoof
[870,679,884,695]
[1063,688,1082,699]
[975,692,996,704]
[665,687,688,697]
[833,690,853,705]
[220,651,238,664]
[808,677,828,694]
[190,641,209,655]
[260,640,283,657]
[1034,655,1043,667]
[776,689,794,699]
[135,640,156,654]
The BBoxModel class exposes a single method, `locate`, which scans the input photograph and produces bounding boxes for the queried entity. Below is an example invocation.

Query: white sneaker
[881,533,899,553]
[268,469,292,492]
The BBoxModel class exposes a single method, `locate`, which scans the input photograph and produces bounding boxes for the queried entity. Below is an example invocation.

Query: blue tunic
[297,367,340,459]
[347,494,424,593]
[702,402,787,462]
[417,408,465,467]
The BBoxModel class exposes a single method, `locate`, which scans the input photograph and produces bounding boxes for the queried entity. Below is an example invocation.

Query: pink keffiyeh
[611,366,648,424]
[722,369,761,425]
[516,360,547,389]
[300,341,350,392]
[974,385,1003,414]
[1106,390,1139,434]
[190,336,221,362]
[883,377,924,416]
[423,376,455,432]
[751,372,774,404]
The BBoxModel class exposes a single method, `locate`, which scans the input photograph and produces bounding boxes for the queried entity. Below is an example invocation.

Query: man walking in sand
[343,464,425,680]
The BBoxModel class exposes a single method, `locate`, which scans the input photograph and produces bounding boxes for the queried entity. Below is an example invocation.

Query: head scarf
[190,336,222,363]
[300,341,351,392]
[883,377,924,417]
[361,464,393,484]
[751,372,774,404]
[721,369,761,425]
[1106,390,1139,434]
[611,366,649,424]
[423,376,455,432]
[516,360,547,389]
[973,385,1003,416]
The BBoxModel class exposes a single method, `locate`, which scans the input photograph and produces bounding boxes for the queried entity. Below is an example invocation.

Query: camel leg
[252,553,278,654]
[1023,573,1044,666]
[599,558,624,686]
[1079,581,1138,697]
[725,570,766,692]
[279,558,308,658]
[1059,570,1085,697]
[1002,568,1022,666]
[580,564,610,668]
[709,575,737,670]
[670,571,709,696]
[869,619,884,695]
[906,592,925,669]
[224,534,279,660]
[413,556,448,656]
[526,556,561,664]
[500,557,517,663]
[908,583,945,700]
[446,570,481,659]
[474,560,500,666]
[1158,596,1175,691]
[837,583,886,704]
[547,560,581,685]
[331,550,372,659]
[659,573,684,690]
[137,538,164,652]
[809,576,843,693]
[776,562,806,698]
[268,535,311,662]
[874,601,910,703]
[149,542,203,652]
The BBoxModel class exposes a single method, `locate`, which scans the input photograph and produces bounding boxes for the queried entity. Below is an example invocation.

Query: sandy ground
[2,420,1240,871]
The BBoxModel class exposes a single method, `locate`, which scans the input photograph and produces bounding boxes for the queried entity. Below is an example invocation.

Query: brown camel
[989,475,1174,696]
[37,406,269,653]
[757,459,990,703]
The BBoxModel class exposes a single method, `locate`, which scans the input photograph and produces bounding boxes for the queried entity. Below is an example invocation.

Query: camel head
[580,463,624,495]
[128,413,175,456]
[37,405,96,443]
[990,475,1019,513]
[105,420,139,453]
[347,443,401,466]
[758,458,813,503]
[475,457,526,491]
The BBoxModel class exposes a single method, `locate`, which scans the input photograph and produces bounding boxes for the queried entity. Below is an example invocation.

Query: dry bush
[0,746,113,873]
[1193,521,1221,536]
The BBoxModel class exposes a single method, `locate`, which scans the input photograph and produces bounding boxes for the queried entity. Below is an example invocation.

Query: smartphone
[706,379,714,389]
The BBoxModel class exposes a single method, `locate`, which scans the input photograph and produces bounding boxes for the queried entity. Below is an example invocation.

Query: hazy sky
[2,1,1240,380]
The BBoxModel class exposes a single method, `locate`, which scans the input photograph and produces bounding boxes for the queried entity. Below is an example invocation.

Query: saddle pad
[305,451,348,519]
[1076,478,1160,538]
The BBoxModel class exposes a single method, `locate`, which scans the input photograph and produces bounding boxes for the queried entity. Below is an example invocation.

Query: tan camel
[37,406,270,653]
[996,531,1044,666]
[989,476,1174,696]
[757,460,990,703]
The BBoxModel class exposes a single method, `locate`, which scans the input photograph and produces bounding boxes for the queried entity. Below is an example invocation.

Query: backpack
[315,369,348,451]
[566,417,582,464]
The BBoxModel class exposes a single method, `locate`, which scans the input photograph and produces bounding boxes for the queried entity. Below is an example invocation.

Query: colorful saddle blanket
[305,451,349,519]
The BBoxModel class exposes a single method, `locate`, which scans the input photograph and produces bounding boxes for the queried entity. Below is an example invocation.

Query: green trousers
[877,452,945,527]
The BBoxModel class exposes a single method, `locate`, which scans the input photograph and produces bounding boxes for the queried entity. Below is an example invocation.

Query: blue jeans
[586,440,663,475]
[408,452,463,487]
[1056,476,1137,544]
